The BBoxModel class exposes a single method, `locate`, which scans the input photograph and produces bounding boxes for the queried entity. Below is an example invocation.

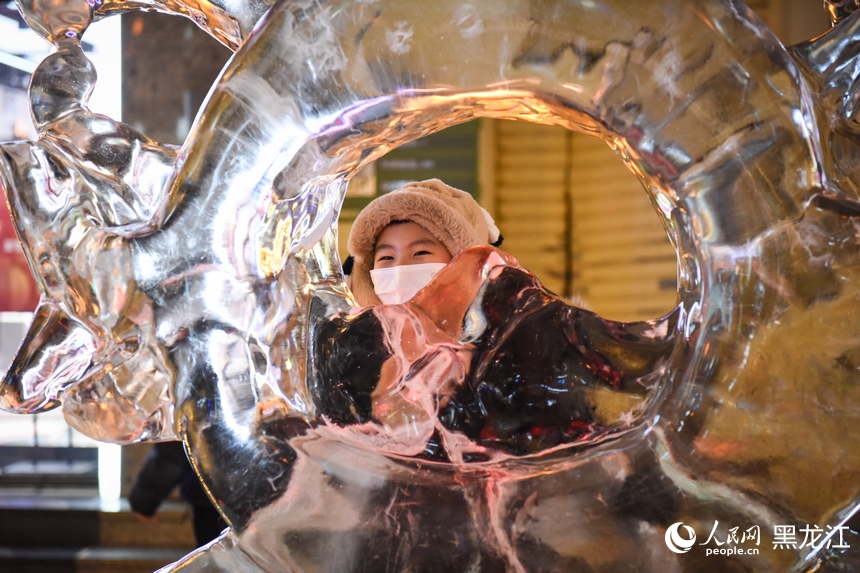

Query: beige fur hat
[346,179,502,306]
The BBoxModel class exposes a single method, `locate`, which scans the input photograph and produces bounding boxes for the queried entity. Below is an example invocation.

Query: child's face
[373,221,452,269]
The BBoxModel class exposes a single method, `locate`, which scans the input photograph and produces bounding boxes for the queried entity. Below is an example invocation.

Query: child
[345,179,503,306]
[316,177,663,461]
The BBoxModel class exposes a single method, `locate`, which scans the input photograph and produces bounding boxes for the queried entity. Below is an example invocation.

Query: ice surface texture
[2,0,860,571]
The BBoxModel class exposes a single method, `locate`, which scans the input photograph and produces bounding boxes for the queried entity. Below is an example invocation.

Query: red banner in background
[0,193,38,312]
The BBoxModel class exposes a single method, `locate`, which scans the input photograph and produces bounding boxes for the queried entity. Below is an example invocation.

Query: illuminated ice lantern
[2,0,860,571]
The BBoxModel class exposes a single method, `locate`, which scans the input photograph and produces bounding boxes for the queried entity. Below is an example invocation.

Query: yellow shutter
[491,120,677,322]
[568,133,678,320]
[494,121,570,296]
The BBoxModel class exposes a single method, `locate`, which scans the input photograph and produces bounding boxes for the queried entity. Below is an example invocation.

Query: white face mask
[370,262,448,304]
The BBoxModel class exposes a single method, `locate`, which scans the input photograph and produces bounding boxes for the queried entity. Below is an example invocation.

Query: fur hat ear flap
[480,206,502,246]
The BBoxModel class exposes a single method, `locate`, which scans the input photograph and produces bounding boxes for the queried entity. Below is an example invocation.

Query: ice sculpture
[2,0,860,570]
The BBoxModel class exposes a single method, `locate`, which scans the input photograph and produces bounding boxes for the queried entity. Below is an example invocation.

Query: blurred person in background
[129,441,227,546]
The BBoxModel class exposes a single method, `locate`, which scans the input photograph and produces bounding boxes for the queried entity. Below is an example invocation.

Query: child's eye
[414,250,432,256]
[376,255,394,262]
